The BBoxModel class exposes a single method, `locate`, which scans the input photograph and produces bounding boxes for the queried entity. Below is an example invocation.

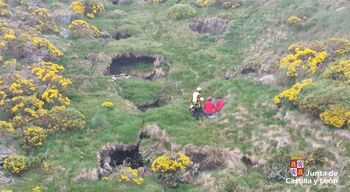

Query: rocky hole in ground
[106,53,167,80]
[97,143,144,178]
[136,95,167,112]
[115,31,132,40]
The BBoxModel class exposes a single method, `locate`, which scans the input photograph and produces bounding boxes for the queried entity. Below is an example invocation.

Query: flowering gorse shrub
[168,4,196,20]
[31,36,63,57]
[320,107,350,128]
[151,153,191,187]
[71,0,105,19]
[322,60,350,83]
[274,79,313,105]
[32,186,41,192]
[276,39,350,129]
[153,0,164,3]
[3,155,29,174]
[0,0,9,16]
[328,38,350,57]
[194,0,210,8]
[101,101,113,108]
[287,16,302,25]
[69,19,100,37]
[119,166,144,185]
[71,1,85,14]
[280,47,327,76]
[31,61,72,89]
[21,126,47,149]
[31,7,59,33]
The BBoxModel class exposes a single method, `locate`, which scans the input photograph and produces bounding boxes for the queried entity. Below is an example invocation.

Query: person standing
[191,87,203,120]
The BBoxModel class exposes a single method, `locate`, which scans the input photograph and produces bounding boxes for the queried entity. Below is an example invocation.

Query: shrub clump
[322,60,350,83]
[119,166,144,185]
[41,107,86,132]
[280,47,327,77]
[71,0,105,19]
[274,79,312,105]
[320,107,350,128]
[21,126,47,149]
[168,4,196,20]
[194,0,210,8]
[101,101,113,108]
[210,0,240,9]
[3,155,29,174]
[264,153,290,181]
[69,19,100,38]
[287,16,302,25]
[151,153,193,187]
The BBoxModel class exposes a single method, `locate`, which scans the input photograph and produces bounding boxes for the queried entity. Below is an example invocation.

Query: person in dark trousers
[191,87,203,120]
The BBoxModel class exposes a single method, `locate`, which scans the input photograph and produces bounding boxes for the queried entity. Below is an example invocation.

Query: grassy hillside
[1,0,350,191]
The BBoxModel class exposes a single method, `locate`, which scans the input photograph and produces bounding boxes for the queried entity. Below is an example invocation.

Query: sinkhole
[106,53,167,80]
[97,143,144,178]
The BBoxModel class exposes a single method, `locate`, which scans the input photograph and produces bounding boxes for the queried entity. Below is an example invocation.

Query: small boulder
[259,74,275,85]
[0,145,13,166]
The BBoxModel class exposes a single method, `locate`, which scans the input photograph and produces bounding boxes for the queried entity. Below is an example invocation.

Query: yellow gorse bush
[274,79,313,105]
[0,120,15,133]
[42,88,70,106]
[322,60,350,83]
[71,1,85,14]
[69,19,100,37]
[3,155,29,174]
[31,36,63,57]
[280,47,327,76]
[0,0,9,16]
[329,38,350,57]
[287,16,302,25]
[31,61,72,88]
[119,167,144,185]
[195,0,210,8]
[71,1,104,19]
[31,7,59,33]
[21,126,47,149]
[32,186,41,192]
[320,107,350,128]
[101,101,113,108]
[151,153,190,173]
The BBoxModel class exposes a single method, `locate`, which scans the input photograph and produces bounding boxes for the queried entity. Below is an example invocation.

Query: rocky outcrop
[189,17,229,35]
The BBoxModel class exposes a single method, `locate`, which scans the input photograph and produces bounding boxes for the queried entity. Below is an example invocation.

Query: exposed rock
[189,17,229,35]
[59,28,70,39]
[0,170,13,184]
[52,8,72,25]
[0,145,14,166]
[72,168,99,182]
[259,74,275,85]
[141,123,170,143]
[113,0,134,5]
[100,31,112,39]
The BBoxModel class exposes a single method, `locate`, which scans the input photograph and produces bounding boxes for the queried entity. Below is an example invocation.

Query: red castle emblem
[290,159,304,177]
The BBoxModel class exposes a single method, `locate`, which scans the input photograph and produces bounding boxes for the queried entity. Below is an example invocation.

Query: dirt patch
[115,31,132,40]
[183,144,261,173]
[97,143,144,178]
[189,17,229,35]
[105,53,167,80]
[136,95,168,112]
